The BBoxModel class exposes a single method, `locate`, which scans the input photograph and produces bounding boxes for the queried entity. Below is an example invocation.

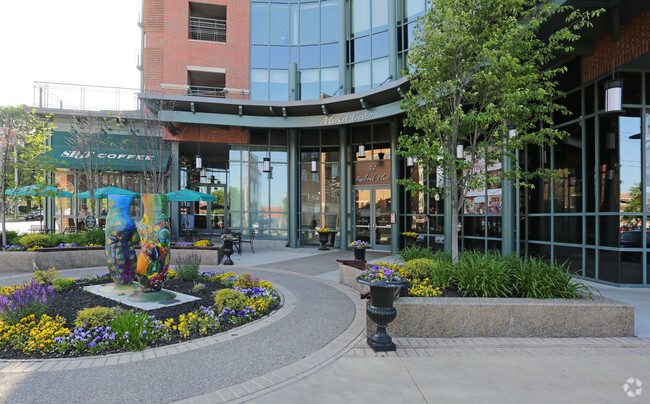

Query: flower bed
[0,270,280,359]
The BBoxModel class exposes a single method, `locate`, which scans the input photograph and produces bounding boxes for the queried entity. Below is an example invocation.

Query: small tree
[399,0,602,260]
[0,106,55,246]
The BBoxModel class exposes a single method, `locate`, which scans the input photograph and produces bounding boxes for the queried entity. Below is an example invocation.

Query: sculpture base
[128,290,177,302]
[99,283,140,294]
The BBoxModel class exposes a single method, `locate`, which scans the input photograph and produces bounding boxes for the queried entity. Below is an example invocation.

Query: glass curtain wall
[349,0,390,92]
[228,130,288,239]
[250,0,339,101]
[298,128,341,246]
[396,0,428,72]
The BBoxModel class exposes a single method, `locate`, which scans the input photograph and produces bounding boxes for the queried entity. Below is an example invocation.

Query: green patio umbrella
[77,186,141,199]
[165,189,216,202]
[5,185,73,198]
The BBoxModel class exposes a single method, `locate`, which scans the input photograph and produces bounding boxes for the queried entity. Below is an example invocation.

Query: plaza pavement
[0,245,649,403]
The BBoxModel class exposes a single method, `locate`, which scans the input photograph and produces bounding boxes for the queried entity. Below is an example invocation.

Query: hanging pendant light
[263,157,271,173]
[406,157,414,167]
[456,142,464,159]
[358,144,365,158]
[195,135,202,169]
[604,79,624,114]
[195,155,202,169]
[311,156,318,173]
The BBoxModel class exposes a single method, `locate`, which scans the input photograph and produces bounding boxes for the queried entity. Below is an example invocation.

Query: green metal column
[339,127,348,249]
[338,0,347,95]
[289,63,299,101]
[501,153,515,256]
[170,141,180,239]
[390,119,400,253]
[288,129,298,247]
[388,0,398,81]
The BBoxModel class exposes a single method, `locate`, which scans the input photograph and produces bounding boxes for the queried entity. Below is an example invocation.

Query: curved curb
[171,266,367,404]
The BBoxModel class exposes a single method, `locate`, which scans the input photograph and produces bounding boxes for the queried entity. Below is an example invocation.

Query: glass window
[321,67,339,97]
[406,0,426,21]
[371,0,388,31]
[353,36,371,62]
[372,58,389,87]
[320,43,338,67]
[352,0,370,36]
[251,69,269,100]
[290,4,299,45]
[251,4,269,44]
[300,69,319,100]
[371,31,389,58]
[320,0,338,43]
[352,62,371,93]
[269,70,289,101]
[251,45,269,68]
[299,45,319,68]
[620,115,641,214]
[299,2,319,44]
[269,46,289,68]
[270,3,290,45]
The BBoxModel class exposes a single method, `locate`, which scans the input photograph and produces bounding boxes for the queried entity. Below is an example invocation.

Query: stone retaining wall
[0,248,223,273]
[339,264,635,338]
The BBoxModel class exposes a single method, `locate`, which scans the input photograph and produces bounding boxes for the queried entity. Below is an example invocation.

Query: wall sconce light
[406,157,414,168]
[358,145,366,158]
[456,142,464,159]
[263,157,271,173]
[195,155,202,169]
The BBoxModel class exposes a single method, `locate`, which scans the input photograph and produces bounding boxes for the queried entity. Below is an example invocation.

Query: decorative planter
[403,235,417,248]
[105,195,137,285]
[136,194,171,293]
[356,276,409,352]
[222,239,235,265]
[353,247,368,263]
[318,232,331,250]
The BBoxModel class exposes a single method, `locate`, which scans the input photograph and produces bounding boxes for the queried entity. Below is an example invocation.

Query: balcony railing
[188,85,228,98]
[189,16,226,42]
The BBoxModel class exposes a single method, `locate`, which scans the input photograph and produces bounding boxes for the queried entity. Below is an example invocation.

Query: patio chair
[239,230,256,254]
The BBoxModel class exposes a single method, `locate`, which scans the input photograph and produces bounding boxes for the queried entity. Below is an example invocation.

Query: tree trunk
[13,145,18,219]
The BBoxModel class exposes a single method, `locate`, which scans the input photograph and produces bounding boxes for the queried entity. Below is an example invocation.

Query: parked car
[620,230,650,247]
[24,210,43,221]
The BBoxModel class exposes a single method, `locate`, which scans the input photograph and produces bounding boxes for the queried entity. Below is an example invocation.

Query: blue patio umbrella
[77,186,141,199]
[165,189,216,202]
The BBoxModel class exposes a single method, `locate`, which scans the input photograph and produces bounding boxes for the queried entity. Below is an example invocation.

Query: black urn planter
[222,239,234,265]
[403,235,417,248]
[353,247,368,263]
[318,232,330,250]
[356,277,409,352]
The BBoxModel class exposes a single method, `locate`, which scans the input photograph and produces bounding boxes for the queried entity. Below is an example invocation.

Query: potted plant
[316,228,331,251]
[356,263,408,352]
[349,240,370,262]
[402,231,419,248]
[221,233,236,265]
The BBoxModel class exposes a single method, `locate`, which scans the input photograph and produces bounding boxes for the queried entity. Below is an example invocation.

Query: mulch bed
[0,278,280,360]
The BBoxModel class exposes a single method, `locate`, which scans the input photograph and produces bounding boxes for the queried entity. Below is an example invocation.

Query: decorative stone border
[339,263,635,338]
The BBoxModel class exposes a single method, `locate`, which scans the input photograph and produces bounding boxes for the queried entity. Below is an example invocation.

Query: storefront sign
[84,214,98,230]
[354,162,391,185]
[320,111,375,126]
[60,150,155,161]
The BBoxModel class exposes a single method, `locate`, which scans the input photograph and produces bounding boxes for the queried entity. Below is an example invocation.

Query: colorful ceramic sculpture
[105,195,137,284]
[136,194,171,292]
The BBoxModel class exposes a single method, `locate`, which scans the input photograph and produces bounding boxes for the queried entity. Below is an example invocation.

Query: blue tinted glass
[320,43,338,67]
[251,4,269,44]
[300,69,320,100]
[372,57,389,87]
[270,70,289,101]
[407,22,417,50]
[270,46,289,68]
[251,46,269,68]
[321,67,339,97]
[352,62,371,93]
[300,45,319,68]
[251,69,269,100]
[320,0,338,43]
[406,0,426,21]
[352,0,370,36]
[353,36,371,62]
[372,0,388,31]
[290,46,299,64]
[371,31,389,58]
[300,3,319,44]
[270,4,290,45]
[290,4,299,45]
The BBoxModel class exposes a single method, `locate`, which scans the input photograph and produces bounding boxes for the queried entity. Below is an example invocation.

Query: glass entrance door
[189,184,227,235]
[354,187,391,250]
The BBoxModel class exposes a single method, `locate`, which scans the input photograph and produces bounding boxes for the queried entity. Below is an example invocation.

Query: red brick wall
[164,123,248,144]
[143,0,250,98]
[582,9,650,83]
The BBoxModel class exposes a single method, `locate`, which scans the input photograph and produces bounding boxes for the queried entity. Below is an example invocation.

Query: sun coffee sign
[354,161,390,185]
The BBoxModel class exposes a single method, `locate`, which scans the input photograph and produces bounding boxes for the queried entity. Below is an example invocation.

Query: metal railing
[33,82,141,111]
[188,85,228,98]
[189,16,226,42]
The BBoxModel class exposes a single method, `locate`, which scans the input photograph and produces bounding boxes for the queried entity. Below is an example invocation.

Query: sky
[0,0,142,108]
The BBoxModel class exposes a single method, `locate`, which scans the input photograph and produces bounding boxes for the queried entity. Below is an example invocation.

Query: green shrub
[62,233,85,246]
[5,230,20,245]
[425,252,457,289]
[214,289,248,313]
[512,257,595,299]
[47,233,65,246]
[52,277,75,292]
[398,245,436,262]
[82,228,105,246]
[108,310,169,351]
[454,251,514,297]
[234,273,260,289]
[402,258,437,281]
[175,253,201,281]
[32,267,59,285]
[18,234,53,249]
[74,306,116,329]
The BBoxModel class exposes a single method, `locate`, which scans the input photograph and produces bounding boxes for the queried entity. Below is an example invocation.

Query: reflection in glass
[372,32,389,58]
[300,45,319,68]
[270,70,288,101]
[251,4,269,44]
[270,46,289,68]
[619,115,641,214]
[352,62,371,93]
[371,0,389,31]
[251,69,269,100]
[251,45,269,68]
[300,69,319,100]
[321,67,339,97]
[320,43,338,67]
[299,2,319,44]
[270,3,290,45]
[352,0,370,36]
[372,58,389,87]
[320,0,338,43]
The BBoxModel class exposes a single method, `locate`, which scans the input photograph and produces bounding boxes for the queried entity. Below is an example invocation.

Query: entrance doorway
[354,187,391,250]
[186,183,226,236]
